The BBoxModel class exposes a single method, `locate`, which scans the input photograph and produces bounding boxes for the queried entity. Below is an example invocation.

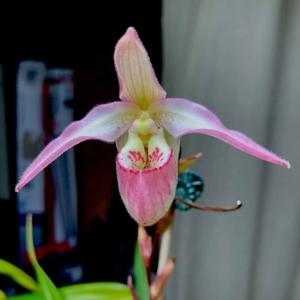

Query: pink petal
[150,98,290,168]
[114,27,166,109]
[116,150,177,226]
[15,102,138,192]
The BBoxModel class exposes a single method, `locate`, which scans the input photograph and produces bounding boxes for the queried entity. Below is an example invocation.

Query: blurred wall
[162,0,300,299]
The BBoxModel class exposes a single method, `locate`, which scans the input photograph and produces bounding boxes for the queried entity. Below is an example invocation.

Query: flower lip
[116,148,177,226]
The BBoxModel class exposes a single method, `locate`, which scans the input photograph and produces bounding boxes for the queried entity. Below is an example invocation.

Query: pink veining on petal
[127,150,146,170]
[15,101,138,192]
[114,27,166,108]
[150,98,290,169]
[116,150,177,226]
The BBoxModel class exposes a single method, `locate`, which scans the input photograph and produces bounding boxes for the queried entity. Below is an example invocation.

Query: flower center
[118,117,170,171]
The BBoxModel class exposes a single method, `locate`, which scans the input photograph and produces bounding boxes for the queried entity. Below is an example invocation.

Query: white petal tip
[126,26,137,35]
[123,27,139,43]
[278,159,291,169]
[195,152,203,158]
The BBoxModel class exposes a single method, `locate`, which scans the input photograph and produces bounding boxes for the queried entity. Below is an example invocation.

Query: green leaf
[61,282,133,300]
[0,259,38,291]
[7,283,133,300]
[25,214,63,300]
[133,242,149,300]
[0,289,6,300]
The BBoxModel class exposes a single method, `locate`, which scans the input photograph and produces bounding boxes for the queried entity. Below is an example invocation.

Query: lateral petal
[150,98,290,168]
[16,101,138,192]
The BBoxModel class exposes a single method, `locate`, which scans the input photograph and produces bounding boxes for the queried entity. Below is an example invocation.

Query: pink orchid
[15,27,290,226]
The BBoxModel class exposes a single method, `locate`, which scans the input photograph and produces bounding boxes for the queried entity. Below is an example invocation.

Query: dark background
[0,1,163,292]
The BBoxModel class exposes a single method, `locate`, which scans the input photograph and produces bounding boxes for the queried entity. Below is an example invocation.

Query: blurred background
[163,0,299,300]
[0,1,299,299]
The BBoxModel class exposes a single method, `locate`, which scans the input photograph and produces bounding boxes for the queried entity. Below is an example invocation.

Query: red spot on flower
[149,147,164,167]
[127,150,145,169]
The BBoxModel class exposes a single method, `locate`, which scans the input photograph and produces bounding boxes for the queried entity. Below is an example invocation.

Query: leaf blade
[0,259,38,291]
[25,214,63,300]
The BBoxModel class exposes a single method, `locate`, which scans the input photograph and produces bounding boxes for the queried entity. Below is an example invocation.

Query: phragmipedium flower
[15,27,290,226]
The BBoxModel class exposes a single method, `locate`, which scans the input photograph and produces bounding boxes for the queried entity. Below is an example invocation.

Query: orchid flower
[15,27,290,226]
